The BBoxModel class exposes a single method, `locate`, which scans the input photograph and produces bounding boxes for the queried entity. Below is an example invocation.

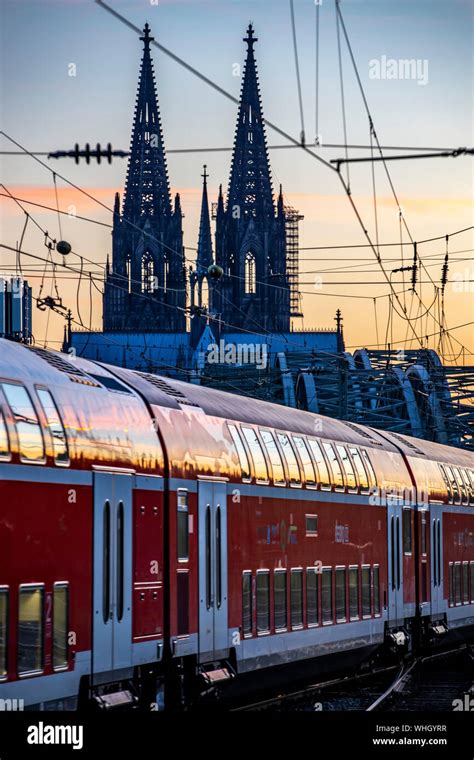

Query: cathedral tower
[214,24,290,333]
[103,23,186,332]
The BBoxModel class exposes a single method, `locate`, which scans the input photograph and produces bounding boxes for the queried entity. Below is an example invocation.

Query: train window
[439,464,452,503]
[18,585,44,675]
[421,512,427,555]
[277,434,301,487]
[454,563,462,605]
[322,442,345,490]
[361,566,371,617]
[256,571,270,634]
[0,588,7,679]
[454,468,468,506]
[306,569,319,626]
[292,437,316,487]
[373,566,381,616]
[470,562,474,604]
[448,563,454,606]
[0,411,10,459]
[349,567,359,620]
[228,424,251,481]
[305,514,318,536]
[242,572,252,637]
[444,466,460,505]
[321,568,333,625]
[177,491,189,562]
[307,439,331,489]
[36,389,69,465]
[336,446,357,491]
[274,571,287,630]
[290,570,303,628]
[402,509,412,555]
[361,449,377,488]
[349,448,369,492]
[421,560,428,603]
[460,469,472,504]
[53,583,68,670]
[2,383,45,463]
[242,427,269,483]
[462,563,469,604]
[260,430,285,485]
[335,567,346,623]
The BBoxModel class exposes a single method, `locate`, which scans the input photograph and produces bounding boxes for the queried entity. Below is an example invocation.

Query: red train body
[0,340,473,709]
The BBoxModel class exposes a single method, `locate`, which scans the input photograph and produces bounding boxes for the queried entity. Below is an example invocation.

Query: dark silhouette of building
[103,23,186,332]
[213,24,290,332]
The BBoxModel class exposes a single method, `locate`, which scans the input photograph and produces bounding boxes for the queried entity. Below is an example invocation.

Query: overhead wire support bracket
[331,147,473,169]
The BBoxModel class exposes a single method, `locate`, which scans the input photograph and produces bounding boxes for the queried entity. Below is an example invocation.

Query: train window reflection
[307,439,331,489]
[256,571,270,634]
[321,568,333,624]
[293,436,316,486]
[53,584,68,670]
[454,563,461,605]
[361,566,371,617]
[277,434,301,486]
[462,562,469,604]
[373,566,381,616]
[177,491,189,562]
[361,449,377,488]
[242,427,268,483]
[0,411,9,459]
[36,389,69,465]
[349,567,359,620]
[274,570,287,630]
[18,585,44,675]
[350,448,369,492]
[444,466,460,505]
[306,569,319,626]
[290,569,303,628]
[2,383,45,462]
[228,424,251,481]
[242,572,252,636]
[454,468,468,505]
[336,445,357,490]
[335,567,346,623]
[322,442,344,490]
[260,430,285,485]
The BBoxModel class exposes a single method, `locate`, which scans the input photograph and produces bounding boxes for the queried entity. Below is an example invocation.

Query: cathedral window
[126,256,131,293]
[245,252,256,294]
[141,253,155,293]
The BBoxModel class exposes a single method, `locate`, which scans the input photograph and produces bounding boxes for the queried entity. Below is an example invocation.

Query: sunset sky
[1,0,473,361]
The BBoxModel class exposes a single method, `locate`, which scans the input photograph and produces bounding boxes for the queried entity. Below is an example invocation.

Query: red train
[0,339,473,709]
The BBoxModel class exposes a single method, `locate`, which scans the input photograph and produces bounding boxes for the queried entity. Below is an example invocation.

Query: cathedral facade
[103,23,291,336]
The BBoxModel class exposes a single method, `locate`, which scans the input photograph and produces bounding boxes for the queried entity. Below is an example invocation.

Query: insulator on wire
[48,143,126,164]
[441,235,449,294]
[411,242,418,290]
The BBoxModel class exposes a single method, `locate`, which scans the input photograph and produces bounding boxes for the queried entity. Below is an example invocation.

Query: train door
[198,479,228,662]
[429,505,443,616]
[93,471,133,675]
[387,503,404,625]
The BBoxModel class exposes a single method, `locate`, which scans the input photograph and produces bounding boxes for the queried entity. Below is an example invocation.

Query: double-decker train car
[0,339,473,709]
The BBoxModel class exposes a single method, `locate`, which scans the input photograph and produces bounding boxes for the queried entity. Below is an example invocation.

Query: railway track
[232,645,473,712]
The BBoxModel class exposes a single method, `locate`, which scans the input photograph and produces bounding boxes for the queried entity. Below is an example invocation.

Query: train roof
[2,339,473,468]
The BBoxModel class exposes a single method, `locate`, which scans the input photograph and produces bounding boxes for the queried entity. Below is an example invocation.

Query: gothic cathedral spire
[103,23,186,332]
[214,24,290,333]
